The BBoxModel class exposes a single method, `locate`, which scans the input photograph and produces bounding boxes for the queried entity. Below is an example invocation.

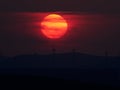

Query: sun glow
[41,14,68,39]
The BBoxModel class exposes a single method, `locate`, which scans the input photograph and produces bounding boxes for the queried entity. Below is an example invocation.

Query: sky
[0,0,120,56]
[0,0,120,13]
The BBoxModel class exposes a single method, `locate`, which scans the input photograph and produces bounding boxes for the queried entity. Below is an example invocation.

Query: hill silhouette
[0,52,120,89]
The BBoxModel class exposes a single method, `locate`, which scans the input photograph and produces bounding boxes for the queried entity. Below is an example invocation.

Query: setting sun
[41,14,68,39]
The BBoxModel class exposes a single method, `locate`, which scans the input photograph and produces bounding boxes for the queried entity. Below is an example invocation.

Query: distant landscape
[0,52,120,89]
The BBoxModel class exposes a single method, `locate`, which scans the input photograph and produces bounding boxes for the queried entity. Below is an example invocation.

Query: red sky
[0,12,120,56]
[0,0,120,56]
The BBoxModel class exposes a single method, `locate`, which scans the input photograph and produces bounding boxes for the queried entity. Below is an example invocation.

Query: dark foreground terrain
[0,75,118,89]
[0,53,120,89]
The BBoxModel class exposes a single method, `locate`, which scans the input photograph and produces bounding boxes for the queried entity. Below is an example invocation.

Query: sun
[41,14,68,39]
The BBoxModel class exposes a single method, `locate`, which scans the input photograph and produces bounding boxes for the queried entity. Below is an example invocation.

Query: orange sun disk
[41,14,68,39]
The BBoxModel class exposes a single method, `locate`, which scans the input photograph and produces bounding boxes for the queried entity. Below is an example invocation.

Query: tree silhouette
[72,49,76,54]
[0,50,3,57]
[52,48,56,55]
[105,49,108,57]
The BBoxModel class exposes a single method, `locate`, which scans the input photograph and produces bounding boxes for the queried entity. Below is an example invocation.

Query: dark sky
[0,0,120,13]
[0,0,120,56]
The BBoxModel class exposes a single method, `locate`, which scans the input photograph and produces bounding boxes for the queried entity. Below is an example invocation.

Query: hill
[0,52,120,88]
